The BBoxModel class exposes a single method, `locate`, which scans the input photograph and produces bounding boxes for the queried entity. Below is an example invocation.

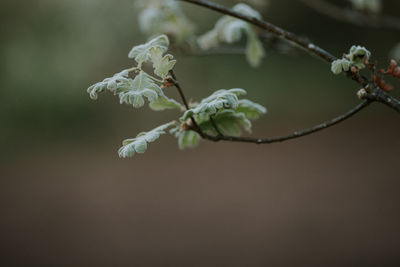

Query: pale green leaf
[118,121,175,158]
[199,110,252,136]
[119,71,163,108]
[246,34,265,67]
[128,35,169,66]
[149,46,176,78]
[149,95,184,111]
[178,130,200,149]
[182,88,247,120]
[236,99,267,120]
[331,58,351,74]
[87,69,131,100]
[197,3,265,67]
[348,45,371,69]
[135,0,195,44]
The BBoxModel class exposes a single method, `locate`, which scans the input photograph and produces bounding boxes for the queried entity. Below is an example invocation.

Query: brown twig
[199,100,371,144]
[169,70,205,138]
[171,70,372,144]
[179,0,400,113]
[171,0,400,145]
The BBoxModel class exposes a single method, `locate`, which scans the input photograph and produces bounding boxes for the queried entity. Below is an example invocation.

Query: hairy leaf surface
[118,121,175,158]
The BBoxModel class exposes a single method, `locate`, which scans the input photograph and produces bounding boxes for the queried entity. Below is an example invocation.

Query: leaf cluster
[331,45,371,74]
[197,3,265,67]
[87,31,268,157]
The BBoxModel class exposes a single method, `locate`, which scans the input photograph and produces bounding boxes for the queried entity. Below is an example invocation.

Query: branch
[171,69,371,144]
[197,100,371,144]
[169,70,205,138]
[299,0,400,31]
[364,87,400,112]
[179,0,400,113]
[179,0,337,63]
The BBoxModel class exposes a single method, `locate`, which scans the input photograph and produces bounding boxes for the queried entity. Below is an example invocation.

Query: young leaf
[236,99,267,120]
[149,95,184,111]
[182,88,247,120]
[246,33,265,67]
[199,110,252,136]
[119,71,163,108]
[331,58,351,74]
[118,121,175,158]
[331,45,371,74]
[149,46,177,79]
[197,3,265,67]
[87,69,131,100]
[136,0,195,44]
[128,35,169,66]
[178,130,201,149]
[348,45,371,69]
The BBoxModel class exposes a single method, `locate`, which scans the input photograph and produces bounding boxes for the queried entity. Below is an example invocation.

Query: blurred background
[1,0,399,265]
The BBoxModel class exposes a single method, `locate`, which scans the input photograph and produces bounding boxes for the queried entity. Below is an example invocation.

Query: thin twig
[198,100,372,144]
[299,0,400,31]
[209,115,223,137]
[171,70,372,144]
[364,87,400,112]
[179,0,337,63]
[169,70,205,138]
[179,0,400,113]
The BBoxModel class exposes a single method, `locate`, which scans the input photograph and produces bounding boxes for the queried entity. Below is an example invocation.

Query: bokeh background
[1,0,399,265]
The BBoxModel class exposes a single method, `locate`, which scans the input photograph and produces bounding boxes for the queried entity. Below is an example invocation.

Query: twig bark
[169,70,205,138]
[171,69,372,144]
[179,0,337,63]
[179,0,400,113]
[172,0,400,145]
[200,100,371,144]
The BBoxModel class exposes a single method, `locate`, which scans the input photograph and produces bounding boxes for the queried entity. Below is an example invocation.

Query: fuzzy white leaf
[246,34,265,67]
[119,71,163,108]
[149,95,184,111]
[118,121,175,158]
[199,110,252,136]
[182,88,247,120]
[178,130,201,150]
[87,69,131,100]
[135,0,195,44]
[236,99,267,120]
[128,35,169,66]
[149,46,176,78]
[197,3,265,67]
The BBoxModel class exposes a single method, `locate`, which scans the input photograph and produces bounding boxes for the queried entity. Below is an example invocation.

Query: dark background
[0,0,399,265]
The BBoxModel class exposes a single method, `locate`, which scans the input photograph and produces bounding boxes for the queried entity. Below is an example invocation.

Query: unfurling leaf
[331,45,370,74]
[197,3,265,67]
[246,33,265,67]
[182,88,247,120]
[331,58,351,74]
[178,130,201,149]
[136,0,195,44]
[199,110,252,136]
[128,35,169,66]
[149,95,184,111]
[149,46,176,78]
[348,45,371,68]
[119,71,163,108]
[118,121,175,158]
[87,69,131,100]
[236,99,267,120]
